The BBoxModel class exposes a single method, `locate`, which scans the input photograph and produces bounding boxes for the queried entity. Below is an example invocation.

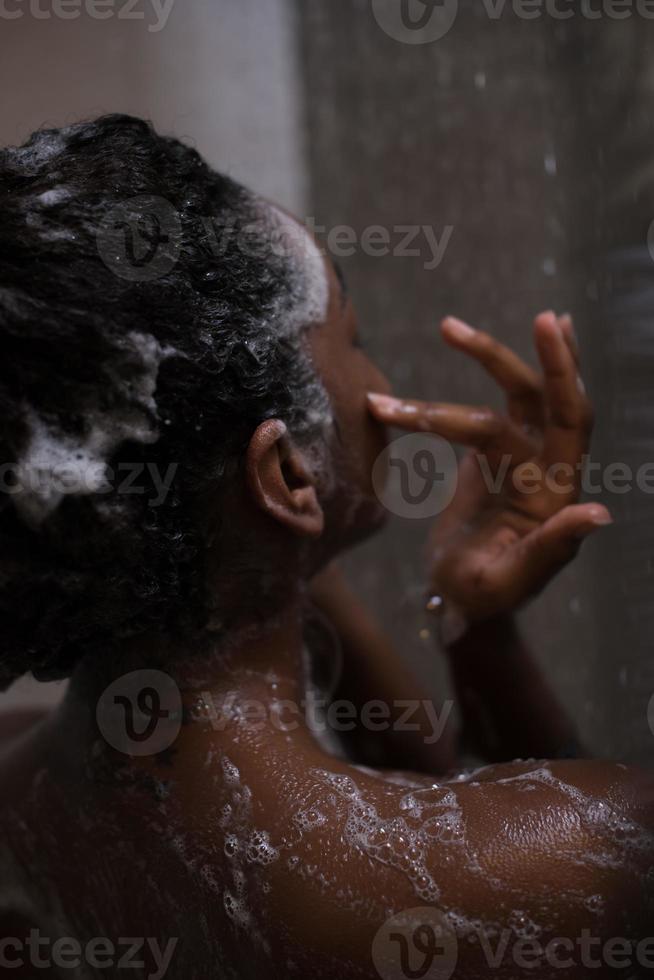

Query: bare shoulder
[198,728,654,978]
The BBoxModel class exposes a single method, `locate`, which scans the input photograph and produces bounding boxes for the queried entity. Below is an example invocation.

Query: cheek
[362,407,390,492]
[311,331,391,491]
[335,371,390,494]
[358,357,392,458]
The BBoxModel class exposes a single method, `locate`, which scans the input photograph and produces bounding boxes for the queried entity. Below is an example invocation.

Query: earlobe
[246,419,324,538]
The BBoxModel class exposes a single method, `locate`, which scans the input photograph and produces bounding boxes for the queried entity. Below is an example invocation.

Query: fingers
[482,503,612,611]
[366,393,537,462]
[558,313,580,368]
[371,309,592,479]
[534,311,593,469]
[441,316,541,397]
[441,316,544,425]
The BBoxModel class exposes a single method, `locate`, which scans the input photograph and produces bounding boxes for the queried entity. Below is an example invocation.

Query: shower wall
[296,0,654,763]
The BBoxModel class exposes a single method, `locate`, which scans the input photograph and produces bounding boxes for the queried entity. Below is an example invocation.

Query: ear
[245,419,324,538]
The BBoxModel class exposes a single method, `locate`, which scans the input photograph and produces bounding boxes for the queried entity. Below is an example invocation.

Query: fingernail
[590,509,613,526]
[575,518,612,539]
[560,313,578,340]
[367,393,400,411]
[442,316,476,341]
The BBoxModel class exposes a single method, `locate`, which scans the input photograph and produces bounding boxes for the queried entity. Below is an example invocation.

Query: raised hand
[367,312,611,623]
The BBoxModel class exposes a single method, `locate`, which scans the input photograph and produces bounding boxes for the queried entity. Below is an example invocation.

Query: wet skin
[1,220,653,979]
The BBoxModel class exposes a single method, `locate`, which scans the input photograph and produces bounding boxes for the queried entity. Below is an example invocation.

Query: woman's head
[0,114,389,688]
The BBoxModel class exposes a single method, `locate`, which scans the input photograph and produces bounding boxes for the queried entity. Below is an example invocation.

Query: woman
[0,115,651,979]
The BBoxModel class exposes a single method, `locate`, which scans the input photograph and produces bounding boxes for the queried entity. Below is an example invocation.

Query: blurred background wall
[295,2,654,766]
[1,0,652,764]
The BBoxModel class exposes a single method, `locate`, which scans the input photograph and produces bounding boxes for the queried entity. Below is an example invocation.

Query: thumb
[490,503,613,608]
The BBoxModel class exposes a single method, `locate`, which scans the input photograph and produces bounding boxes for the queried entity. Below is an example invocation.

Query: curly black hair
[0,114,331,689]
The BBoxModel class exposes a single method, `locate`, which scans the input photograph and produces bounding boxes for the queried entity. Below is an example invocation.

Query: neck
[176,596,308,694]
[56,594,309,746]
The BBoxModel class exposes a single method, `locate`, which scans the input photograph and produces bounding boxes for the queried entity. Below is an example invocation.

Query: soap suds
[36,187,73,207]
[267,205,330,333]
[13,332,178,525]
